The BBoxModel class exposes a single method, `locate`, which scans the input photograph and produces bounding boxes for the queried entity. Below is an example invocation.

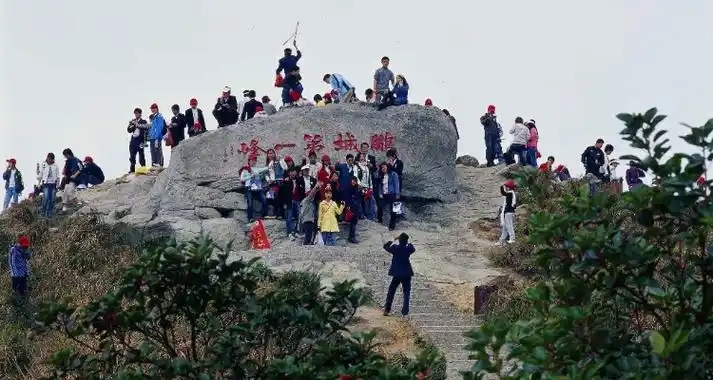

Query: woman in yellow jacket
[317,189,344,246]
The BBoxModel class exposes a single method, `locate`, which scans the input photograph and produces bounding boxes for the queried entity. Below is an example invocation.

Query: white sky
[3,0,713,194]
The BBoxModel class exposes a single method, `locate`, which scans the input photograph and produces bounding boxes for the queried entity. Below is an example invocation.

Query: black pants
[508,143,528,165]
[376,194,397,230]
[11,276,28,298]
[384,276,411,315]
[129,141,146,173]
[213,110,238,127]
[348,207,360,240]
[302,221,314,245]
[484,133,499,166]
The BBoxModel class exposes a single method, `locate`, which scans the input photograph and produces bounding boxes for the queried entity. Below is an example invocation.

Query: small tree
[464,108,713,379]
[38,236,439,379]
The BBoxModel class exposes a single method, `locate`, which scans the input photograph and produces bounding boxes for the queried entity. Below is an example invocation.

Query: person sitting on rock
[240,90,263,122]
[282,66,304,106]
[264,149,285,219]
[261,96,278,115]
[539,155,555,173]
[364,88,375,104]
[376,162,401,231]
[299,183,320,245]
[313,94,326,107]
[554,164,572,182]
[185,98,207,137]
[127,107,148,173]
[239,156,269,223]
[279,167,302,239]
[392,75,409,105]
[323,73,356,104]
[169,104,187,149]
[497,179,517,246]
[317,189,345,246]
[81,156,105,187]
[213,86,239,127]
[383,232,415,317]
[344,176,363,244]
[323,92,334,105]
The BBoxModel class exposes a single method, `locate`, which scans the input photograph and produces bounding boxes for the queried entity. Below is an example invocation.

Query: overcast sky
[3,0,713,196]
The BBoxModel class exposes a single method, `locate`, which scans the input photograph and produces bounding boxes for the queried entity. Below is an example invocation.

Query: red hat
[84,156,93,163]
[18,235,30,248]
[555,164,565,172]
[504,179,516,189]
[424,98,433,106]
[487,104,496,112]
[6,158,16,164]
[284,156,293,162]
[150,103,158,109]
[189,98,198,106]
[323,93,332,100]
[697,176,706,185]
[321,154,330,162]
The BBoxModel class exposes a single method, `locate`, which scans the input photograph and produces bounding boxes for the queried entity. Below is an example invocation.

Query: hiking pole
[281,21,300,46]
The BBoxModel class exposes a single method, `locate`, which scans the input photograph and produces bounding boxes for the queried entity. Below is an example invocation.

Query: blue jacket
[8,244,32,277]
[376,171,400,197]
[393,83,409,105]
[64,157,84,185]
[276,52,302,75]
[335,162,357,191]
[329,74,353,99]
[344,184,363,213]
[384,241,415,277]
[149,113,166,140]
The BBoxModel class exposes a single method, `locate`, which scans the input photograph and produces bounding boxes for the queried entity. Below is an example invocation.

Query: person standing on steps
[383,232,415,317]
[127,107,148,173]
[497,179,517,246]
[3,158,24,211]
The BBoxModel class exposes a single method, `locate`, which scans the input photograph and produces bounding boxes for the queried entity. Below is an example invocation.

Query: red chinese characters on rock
[223,139,296,162]
[333,132,359,152]
[369,132,395,152]
[303,134,325,153]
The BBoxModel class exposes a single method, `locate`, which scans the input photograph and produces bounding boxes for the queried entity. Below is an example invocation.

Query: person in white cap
[212,86,239,127]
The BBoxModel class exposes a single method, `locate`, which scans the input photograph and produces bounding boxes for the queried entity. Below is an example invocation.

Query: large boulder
[78,104,457,244]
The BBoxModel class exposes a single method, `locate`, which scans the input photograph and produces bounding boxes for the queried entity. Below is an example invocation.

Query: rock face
[78,104,457,245]
[456,154,480,168]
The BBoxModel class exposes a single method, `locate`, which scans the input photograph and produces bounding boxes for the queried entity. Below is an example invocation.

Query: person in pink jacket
[525,119,539,167]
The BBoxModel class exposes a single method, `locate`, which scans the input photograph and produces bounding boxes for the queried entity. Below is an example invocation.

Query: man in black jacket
[169,104,187,148]
[581,138,606,178]
[127,107,148,173]
[81,156,104,186]
[185,98,206,136]
[212,86,239,127]
[383,233,415,316]
[240,90,263,122]
[480,104,500,167]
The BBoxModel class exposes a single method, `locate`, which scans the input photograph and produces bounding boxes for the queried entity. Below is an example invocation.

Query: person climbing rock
[212,86,239,127]
[498,179,517,245]
[3,158,24,210]
[383,233,415,317]
[127,107,148,173]
[323,73,356,104]
[481,104,501,167]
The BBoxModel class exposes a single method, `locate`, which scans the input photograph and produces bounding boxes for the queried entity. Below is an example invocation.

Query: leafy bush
[37,236,440,379]
[464,108,713,378]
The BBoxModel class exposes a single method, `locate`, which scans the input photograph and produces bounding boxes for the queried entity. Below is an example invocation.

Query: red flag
[250,220,272,250]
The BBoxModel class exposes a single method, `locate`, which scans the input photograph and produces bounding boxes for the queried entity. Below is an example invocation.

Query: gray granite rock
[456,154,480,168]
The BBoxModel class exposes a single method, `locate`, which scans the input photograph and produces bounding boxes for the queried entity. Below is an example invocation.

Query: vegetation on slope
[464,108,713,378]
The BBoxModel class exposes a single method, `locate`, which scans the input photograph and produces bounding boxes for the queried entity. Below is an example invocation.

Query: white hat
[301,165,310,170]
[222,86,231,93]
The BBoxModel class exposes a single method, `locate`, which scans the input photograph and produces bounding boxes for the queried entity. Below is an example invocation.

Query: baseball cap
[6,158,16,164]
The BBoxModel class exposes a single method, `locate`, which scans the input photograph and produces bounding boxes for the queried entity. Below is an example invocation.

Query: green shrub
[37,235,442,379]
[0,323,31,377]
[465,108,713,378]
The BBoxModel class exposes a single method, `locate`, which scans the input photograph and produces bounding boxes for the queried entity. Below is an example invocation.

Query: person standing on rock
[299,183,320,245]
[581,138,606,179]
[212,87,239,127]
[127,108,149,173]
[168,104,187,149]
[373,56,395,104]
[498,179,517,246]
[240,90,263,122]
[279,167,302,239]
[383,232,415,317]
[239,156,269,223]
[61,148,84,212]
[344,176,363,243]
[276,40,302,80]
[376,162,401,231]
[37,153,60,217]
[317,189,344,246]
[507,117,530,165]
[148,103,166,168]
[481,104,501,167]
[185,98,207,137]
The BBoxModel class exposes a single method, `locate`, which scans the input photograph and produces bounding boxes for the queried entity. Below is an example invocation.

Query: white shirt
[40,162,60,184]
[7,169,16,188]
[236,96,249,121]
[509,123,530,146]
[190,108,200,126]
[357,162,371,188]
[303,175,312,193]
[382,175,389,194]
